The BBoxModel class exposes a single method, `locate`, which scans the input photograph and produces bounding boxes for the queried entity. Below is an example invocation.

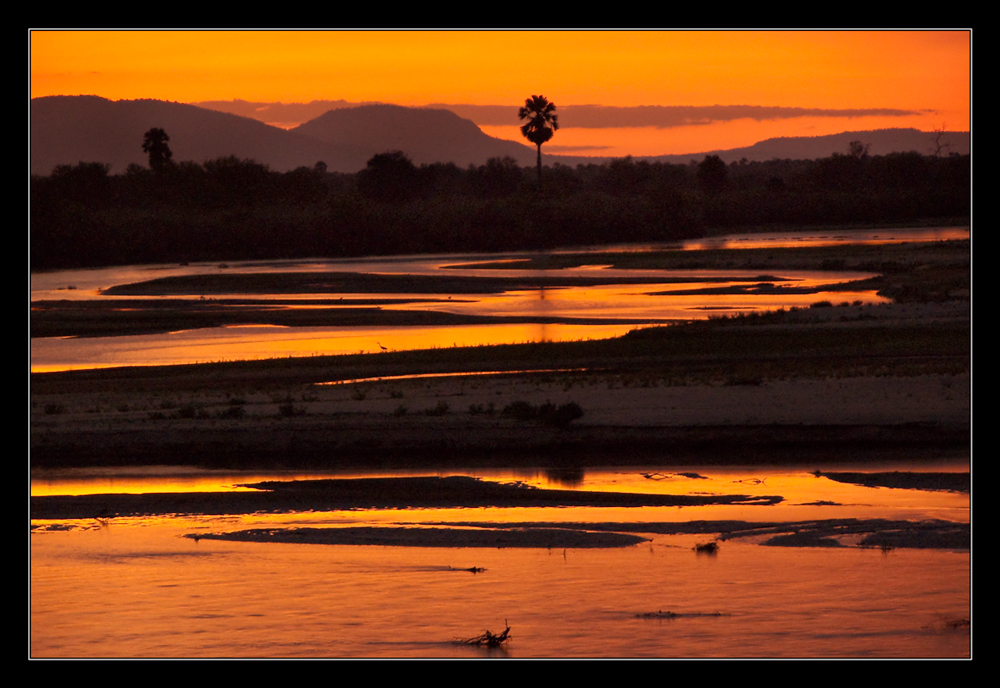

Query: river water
[30,465,969,658]
[29,227,968,373]
[30,227,971,658]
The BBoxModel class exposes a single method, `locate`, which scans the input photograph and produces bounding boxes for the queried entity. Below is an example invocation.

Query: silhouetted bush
[424,401,450,416]
[218,406,246,419]
[697,155,728,193]
[278,401,305,417]
[502,400,584,427]
[501,400,536,421]
[357,151,419,203]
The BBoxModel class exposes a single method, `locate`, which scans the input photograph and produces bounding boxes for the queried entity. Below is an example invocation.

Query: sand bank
[29,475,783,520]
[30,299,970,470]
[178,516,968,550]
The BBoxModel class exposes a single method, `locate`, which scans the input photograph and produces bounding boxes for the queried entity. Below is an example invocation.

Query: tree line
[31,137,969,270]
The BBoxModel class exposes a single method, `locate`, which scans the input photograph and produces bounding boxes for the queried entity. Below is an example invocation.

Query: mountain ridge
[30,96,969,176]
[289,103,537,168]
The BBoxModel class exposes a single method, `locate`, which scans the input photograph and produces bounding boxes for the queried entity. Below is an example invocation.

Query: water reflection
[30,464,970,658]
[543,467,586,487]
[30,227,966,373]
[30,323,645,372]
[682,226,969,251]
[30,226,969,301]
[31,465,970,525]
[30,513,970,658]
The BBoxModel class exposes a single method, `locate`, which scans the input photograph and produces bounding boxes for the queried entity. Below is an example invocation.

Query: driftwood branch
[457,620,512,647]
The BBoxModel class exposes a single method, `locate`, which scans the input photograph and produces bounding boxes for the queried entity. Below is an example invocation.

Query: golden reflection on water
[377,277,887,319]
[30,504,970,658]
[31,229,916,373]
[30,465,970,658]
[29,227,969,302]
[31,466,969,524]
[29,274,890,372]
[29,323,647,372]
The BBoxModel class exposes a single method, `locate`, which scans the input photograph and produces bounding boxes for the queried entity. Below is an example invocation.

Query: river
[30,226,971,658]
[30,464,970,658]
[29,227,968,373]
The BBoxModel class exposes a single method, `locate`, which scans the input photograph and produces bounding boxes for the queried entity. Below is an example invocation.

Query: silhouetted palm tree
[142,128,173,171]
[518,95,559,189]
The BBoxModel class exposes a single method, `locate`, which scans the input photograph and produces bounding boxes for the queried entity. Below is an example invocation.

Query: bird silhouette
[377,342,388,351]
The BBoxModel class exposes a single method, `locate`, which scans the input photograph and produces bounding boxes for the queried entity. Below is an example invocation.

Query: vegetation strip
[31,135,969,272]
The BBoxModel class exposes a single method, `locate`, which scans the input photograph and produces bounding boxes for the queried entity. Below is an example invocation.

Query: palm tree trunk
[536,144,543,190]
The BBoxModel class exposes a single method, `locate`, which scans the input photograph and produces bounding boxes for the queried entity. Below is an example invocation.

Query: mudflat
[29,475,784,519]
[176,518,969,550]
[31,299,969,470]
[30,474,969,550]
[29,245,971,555]
[31,238,970,475]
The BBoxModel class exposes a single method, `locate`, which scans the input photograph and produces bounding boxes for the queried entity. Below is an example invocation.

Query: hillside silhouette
[30,96,363,175]
[30,96,537,175]
[31,96,970,177]
[193,99,375,128]
[196,99,969,164]
[651,128,970,165]
[290,104,536,168]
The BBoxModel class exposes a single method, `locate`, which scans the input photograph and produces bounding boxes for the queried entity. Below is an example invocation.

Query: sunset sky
[29,30,971,158]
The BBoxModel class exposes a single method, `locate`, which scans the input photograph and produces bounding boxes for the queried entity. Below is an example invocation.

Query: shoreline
[31,238,970,475]
[29,475,785,519]
[31,303,970,471]
[30,474,970,551]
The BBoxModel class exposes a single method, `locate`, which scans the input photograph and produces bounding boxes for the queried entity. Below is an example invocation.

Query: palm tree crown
[142,128,173,171]
[518,95,559,188]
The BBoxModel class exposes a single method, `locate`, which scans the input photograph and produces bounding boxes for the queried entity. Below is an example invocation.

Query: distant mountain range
[30,96,370,175]
[654,129,970,166]
[291,104,533,169]
[30,95,970,176]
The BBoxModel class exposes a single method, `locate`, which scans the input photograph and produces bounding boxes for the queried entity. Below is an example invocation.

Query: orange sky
[29,30,971,157]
